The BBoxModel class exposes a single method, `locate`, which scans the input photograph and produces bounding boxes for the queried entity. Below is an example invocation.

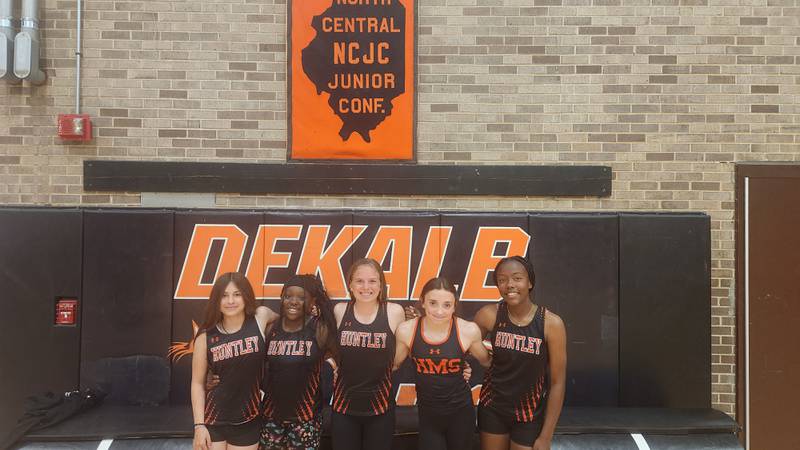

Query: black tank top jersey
[410,317,472,411]
[262,318,323,422]
[333,302,395,416]
[480,302,548,423]
[204,316,265,425]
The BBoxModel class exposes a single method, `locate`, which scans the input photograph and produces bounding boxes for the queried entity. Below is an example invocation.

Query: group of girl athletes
[191,256,567,450]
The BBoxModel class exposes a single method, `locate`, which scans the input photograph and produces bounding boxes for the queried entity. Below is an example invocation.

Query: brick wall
[2,0,800,415]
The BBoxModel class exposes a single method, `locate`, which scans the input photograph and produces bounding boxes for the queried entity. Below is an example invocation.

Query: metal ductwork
[14,0,45,84]
[0,0,18,81]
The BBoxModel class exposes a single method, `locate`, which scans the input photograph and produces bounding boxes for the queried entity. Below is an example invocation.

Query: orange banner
[290,0,415,160]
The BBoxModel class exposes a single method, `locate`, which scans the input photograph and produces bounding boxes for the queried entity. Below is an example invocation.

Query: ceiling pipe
[14,0,46,84]
[0,0,19,82]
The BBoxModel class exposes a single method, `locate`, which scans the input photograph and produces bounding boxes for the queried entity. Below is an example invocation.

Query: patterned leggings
[260,416,322,450]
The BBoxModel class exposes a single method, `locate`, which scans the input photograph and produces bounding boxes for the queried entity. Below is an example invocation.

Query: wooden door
[737,165,800,450]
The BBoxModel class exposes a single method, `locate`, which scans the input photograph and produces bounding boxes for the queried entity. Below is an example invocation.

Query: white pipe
[75,0,82,113]
[0,0,18,81]
[744,176,750,450]
[14,0,46,84]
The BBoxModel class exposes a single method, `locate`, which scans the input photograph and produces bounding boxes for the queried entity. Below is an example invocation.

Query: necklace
[219,319,242,334]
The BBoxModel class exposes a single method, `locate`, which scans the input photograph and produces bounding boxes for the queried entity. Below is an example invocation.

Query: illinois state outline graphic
[302,0,406,143]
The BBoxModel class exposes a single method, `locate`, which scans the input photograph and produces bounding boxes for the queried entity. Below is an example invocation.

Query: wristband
[194,423,206,428]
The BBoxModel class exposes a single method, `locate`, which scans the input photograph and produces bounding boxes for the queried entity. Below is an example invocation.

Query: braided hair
[296,274,339,361]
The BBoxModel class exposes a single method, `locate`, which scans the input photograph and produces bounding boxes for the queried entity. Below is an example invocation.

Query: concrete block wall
[2,0,800,416]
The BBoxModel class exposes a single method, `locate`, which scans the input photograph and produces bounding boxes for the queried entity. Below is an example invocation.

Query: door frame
[735,163,800,448]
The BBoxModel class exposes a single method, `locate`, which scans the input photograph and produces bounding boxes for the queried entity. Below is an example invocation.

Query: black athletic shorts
[207,417,262,446]
[478,405,543,446]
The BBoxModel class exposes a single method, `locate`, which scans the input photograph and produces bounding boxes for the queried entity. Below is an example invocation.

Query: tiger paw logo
[167,321,199,362]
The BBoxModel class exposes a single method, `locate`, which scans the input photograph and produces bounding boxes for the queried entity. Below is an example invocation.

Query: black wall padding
[81,210,173,405]
[0,208,714,413]
[619,214,711,407]
[0,209,82,437]
[529,214,619,406]
[170,211,264,404]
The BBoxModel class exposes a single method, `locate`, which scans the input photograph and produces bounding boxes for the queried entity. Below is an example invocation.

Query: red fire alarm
[57,114,92,141]
[55,298,78,325]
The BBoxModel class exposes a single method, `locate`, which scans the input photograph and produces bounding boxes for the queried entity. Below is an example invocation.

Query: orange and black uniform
[410,317,474,450]
[204,316,264,444]
[262,318,323,422]
[332,302,395,450]
[479,303,548,445]
[260,317,325,449]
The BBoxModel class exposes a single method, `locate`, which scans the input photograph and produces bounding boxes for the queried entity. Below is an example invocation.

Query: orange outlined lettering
[366,226,412,300]
[471,384,482,405]
[175,223,531,302]
[395,383,417,406]
[461,227,530,301]
[245,225,303,298]
[410,226,451,300]
[174,225,248,299]
[297,225,367,299]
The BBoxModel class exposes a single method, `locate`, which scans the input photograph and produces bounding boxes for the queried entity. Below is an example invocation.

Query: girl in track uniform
[259,274,338,450]
[393,277,492,450]
[473,256,567,450]
[331,258,407,450]
[191,272,279,450]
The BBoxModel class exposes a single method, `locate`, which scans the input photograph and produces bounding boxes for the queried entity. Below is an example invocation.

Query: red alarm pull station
[55,298,78,325]
[57,114,92,141]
